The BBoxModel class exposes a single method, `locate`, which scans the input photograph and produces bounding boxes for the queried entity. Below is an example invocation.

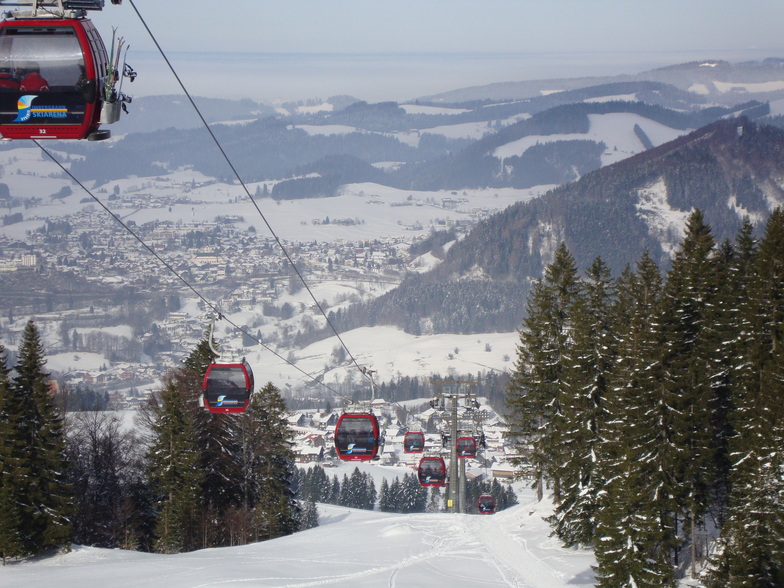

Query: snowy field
[250,325,517,390]
[493,112,688,166]
[0,489,597,588]
[0,145,547,244]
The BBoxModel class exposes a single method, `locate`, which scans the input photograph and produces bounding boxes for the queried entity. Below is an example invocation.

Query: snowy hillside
[492,112,686,166]
[0,489,598,588]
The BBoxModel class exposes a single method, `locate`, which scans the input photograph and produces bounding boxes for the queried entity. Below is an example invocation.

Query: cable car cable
[33,138,343,395]
[126,0,369,385]
[125,2,437,421]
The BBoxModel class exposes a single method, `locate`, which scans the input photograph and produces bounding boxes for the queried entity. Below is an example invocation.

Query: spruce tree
[551,257,615,546]
[506,242,581,502]
[399,472,427,513]
[298,465,331,504]
[338,473,351,507]
[329,475,340,504]
[657,209,719,576]
[708,208,784,586]
[428,486,442,512]
[298,498,319,531]
[387,478,402,512]
[183,337,244,546]
[11,320,73,553]
[238,381,298,541]
[146,372,203,553]
[706,238,739,523]
[0,345,23,563]
[594,251,675,587]
[378,478,391,512]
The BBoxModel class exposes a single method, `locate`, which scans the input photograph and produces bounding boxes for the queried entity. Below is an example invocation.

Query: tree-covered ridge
[504,209,784,586]
[343,118,784,336]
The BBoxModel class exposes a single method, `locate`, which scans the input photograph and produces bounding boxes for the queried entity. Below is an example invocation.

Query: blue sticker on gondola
[13,95,69,122]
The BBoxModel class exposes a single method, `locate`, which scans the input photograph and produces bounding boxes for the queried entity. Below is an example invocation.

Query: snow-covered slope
[0,490,596,588]
[493,112,687,166]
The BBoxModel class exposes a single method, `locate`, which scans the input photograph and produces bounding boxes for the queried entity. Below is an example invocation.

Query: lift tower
[430,380,487,514]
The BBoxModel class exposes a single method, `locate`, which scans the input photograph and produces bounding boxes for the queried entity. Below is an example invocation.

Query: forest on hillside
[505,208,784,586]
[320,118,784,339]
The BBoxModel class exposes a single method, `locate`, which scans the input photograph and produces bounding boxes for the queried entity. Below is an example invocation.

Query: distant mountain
[417,58,784,106]
[109,95,276,135]
[386,100,767,191]
[327,118,784,335]
[59,85,767,191]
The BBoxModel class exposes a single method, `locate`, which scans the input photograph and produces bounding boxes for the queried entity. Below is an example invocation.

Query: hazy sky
[92,0,784,55]
[86,0,784,102]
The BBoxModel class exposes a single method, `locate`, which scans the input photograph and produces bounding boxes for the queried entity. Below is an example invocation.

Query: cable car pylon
[428,380,487,514]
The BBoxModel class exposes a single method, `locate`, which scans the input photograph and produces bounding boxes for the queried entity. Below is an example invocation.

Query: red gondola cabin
[334,413,380,461]
[477,494,495,514]
[403,431,425,453]
[456,436,477,458]
[417,456,446,487]
[0,5,126,140]
[202,361,254,414]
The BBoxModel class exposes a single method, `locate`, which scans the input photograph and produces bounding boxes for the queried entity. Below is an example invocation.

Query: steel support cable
[33,139,341,394]
[126,0,370,385]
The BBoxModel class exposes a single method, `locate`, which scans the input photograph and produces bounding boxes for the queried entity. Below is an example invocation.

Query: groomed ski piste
[0,489,596,588]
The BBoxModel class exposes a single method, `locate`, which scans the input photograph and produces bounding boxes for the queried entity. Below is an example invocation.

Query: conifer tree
[428,486,442,512]
[298,465,331,504]
[238,381,298,541]
[708,208,784,586]
[706,237,740,523]
[0,474,23,565]
[329,475,340,504]
[314,465,332,502]
[378,478,391,512]
[146,372,203,553]
[551,257,615,546]
[387,478,402,511]
[298,498,319,531]
[11,320,72,553]
[506,242,581,502]
[399,472,427,513]
[0,345,23,563]
[338,473,351,507]
[182,337,244,546]
[657,209,719,576]
[594,251,676,587]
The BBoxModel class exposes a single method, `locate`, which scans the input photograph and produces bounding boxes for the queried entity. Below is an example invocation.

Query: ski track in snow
[0,498,596,588]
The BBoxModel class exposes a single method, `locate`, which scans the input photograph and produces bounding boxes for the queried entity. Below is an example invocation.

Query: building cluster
[0,187,476,403]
